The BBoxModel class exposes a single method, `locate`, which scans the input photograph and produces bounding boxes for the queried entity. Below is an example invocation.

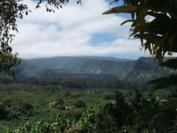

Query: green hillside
[122,57,168,81]
[25,56,133,76]
[21,56,167,79]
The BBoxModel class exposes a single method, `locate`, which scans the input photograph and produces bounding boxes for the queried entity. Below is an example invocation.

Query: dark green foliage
[0,43,21,81]
[0,104,9,120]
[160,58,177,70]
[149,75,177,89]
[63,91,71,97]
[78,91,177,133]
[104,0,177,61]
[0,89,176,132]
[19,103,34,116]
[152,58,177,89]
[0,0,28,43]
[110,92,134,128]
[0,0,27,76]
[74,100,86,108]
[78,92,133,132]
[56,97,65,106]
[104,0,177,89]
[103,94,115,100]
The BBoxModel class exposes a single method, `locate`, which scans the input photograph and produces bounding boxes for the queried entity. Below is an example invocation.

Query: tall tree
[103,0,177,88]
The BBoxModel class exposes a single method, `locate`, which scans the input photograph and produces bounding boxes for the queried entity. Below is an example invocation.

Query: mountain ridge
[16,56,167,81]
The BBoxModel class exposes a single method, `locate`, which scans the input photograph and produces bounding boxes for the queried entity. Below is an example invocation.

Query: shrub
[103,94,115,100]
[56,97,65,106]
[74,100,86,108]
[19,103,34,116]
[63,91,71,97]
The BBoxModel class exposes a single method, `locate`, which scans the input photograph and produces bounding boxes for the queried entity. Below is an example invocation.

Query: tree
[0,0,81,44]
[0,0,27,77]
[103,2,177,131]
[103,0,177,88]
[0,0,80,75]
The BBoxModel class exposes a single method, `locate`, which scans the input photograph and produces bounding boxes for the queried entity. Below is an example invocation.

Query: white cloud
[12,0,146,59]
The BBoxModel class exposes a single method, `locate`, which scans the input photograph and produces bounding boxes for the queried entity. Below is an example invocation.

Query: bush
[103,94,115,100]
[63,91,71,97]
[19,103,34,116]
[56,97,65,106]
[57,105,65,110]
[0,104,9,120]
[74,100,86,108]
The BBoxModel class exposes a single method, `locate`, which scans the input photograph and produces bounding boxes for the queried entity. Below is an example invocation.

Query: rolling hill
[24,56,133,76]
[16,56,168,81]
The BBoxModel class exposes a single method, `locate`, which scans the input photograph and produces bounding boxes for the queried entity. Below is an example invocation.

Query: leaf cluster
[104,0,177,61]
[104,0,177,88]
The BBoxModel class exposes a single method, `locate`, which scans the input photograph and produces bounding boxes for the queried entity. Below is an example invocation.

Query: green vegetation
[0,88,116,131]
[1,0,177,132]
[0,88,175,133]
[104,0,177,88]
[104,0,177,61]
[0,56,175,132]
[19,57,166,80]
[13,57,168,90]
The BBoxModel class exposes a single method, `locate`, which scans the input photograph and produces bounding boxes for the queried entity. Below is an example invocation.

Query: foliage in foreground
[104,0,177,88]
[105,0,177,61]
[2,90,177,133]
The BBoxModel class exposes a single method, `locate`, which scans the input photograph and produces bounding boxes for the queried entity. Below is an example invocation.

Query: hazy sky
[12,0,148,59]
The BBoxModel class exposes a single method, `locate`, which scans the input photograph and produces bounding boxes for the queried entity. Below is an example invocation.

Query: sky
[11,0,149,59]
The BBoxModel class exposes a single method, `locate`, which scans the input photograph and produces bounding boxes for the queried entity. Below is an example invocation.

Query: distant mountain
[16,56,168,81]
[24,56,134,76]
[122,57,168,81]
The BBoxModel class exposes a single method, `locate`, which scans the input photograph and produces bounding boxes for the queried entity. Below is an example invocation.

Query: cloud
[12,0,147,59]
